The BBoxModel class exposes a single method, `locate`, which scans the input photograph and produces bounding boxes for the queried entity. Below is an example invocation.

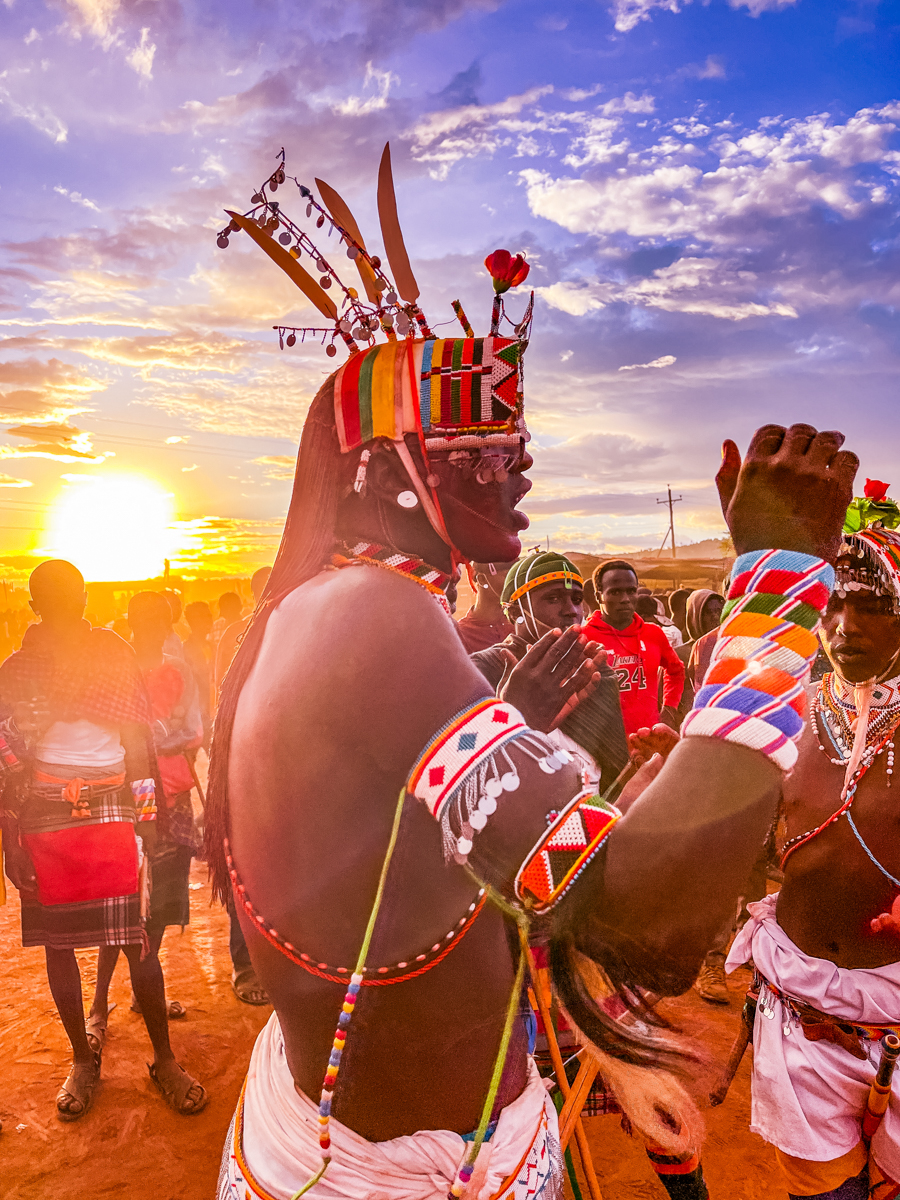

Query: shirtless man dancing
[727,487,900,1200]
[206,150,858,1200]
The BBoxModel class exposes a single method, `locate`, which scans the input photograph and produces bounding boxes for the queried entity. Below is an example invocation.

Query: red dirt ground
[1,864,783,1200]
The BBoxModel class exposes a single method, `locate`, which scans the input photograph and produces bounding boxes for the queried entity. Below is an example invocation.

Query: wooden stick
[522,940,604,1200]
[185,752,206,808]
[709,994,756,1107]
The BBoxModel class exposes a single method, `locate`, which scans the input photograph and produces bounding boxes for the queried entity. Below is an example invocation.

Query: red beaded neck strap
[224,839,486,987]
[781,719,899,869]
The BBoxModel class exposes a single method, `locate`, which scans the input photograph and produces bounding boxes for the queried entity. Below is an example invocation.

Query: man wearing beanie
[470,551,628,792]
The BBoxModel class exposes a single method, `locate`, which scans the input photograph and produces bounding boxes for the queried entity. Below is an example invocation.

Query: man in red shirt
[584,559,685,734]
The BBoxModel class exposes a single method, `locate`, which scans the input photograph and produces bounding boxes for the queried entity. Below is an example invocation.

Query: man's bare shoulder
[257,566,482,692]
[243,565,490,763]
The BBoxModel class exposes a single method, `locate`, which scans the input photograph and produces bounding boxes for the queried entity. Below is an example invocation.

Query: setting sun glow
[48,476,178,582]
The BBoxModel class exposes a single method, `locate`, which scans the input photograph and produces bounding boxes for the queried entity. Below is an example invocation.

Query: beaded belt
[756,969,900,1059]
[32,769,126,819]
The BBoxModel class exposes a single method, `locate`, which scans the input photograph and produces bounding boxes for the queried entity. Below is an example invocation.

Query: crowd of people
[1,417,898,1200]
[1,154,897,1199]
[0,567,274,1121]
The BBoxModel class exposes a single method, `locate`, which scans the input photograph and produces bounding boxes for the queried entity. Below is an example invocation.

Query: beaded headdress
[216,146,533,459]
[837,481,900,614]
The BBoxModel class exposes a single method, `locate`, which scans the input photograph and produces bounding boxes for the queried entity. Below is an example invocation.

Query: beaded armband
[407,697,573,864]
[515,787,621,913]
[0,717,24,776]
[681,549,834,770]
[131,778,157,822]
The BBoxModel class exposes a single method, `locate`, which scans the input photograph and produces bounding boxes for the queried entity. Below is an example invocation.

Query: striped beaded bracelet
[681,549,834,771]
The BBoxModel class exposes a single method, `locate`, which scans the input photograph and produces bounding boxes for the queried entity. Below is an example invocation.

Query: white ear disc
[397,490,419,508]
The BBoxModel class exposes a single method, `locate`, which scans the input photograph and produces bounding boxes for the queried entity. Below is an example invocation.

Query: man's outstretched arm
[563,424,857,990]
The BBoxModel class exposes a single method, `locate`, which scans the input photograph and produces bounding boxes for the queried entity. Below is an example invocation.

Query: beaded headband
[217,145,533,457]
[836,527,900,614]
[501,551,582,607]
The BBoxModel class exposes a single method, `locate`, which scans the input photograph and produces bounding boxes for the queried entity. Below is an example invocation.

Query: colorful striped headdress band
[501,552,583,607]
[334,335,526,453]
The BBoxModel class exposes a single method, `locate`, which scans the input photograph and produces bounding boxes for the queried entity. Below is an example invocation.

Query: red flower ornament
[484,249,530,295]
[864,478,890,502]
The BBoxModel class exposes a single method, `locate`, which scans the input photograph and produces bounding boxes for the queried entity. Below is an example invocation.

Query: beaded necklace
[817,672,900,779]
[333,540,453,616]
[225,838,486,986]
[781,672,900,874]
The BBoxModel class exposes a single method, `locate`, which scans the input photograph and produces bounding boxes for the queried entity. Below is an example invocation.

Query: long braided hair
[205,375,345,899]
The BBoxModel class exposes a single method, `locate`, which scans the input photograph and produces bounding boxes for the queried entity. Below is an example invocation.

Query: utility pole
[656,486,683,559]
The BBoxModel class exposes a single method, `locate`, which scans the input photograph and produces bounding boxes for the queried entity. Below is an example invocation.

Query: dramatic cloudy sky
[0,0,897,578]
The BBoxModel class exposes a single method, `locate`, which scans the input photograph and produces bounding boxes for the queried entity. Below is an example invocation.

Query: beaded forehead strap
[502,553,583,607]
[836,527,900,615]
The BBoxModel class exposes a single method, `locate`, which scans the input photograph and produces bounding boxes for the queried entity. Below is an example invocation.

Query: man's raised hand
[500,628,605,732]
[716,424,858,563]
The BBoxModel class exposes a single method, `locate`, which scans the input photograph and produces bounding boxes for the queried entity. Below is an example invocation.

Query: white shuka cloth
[217,1013,562,1200]
[727,892,900,1175]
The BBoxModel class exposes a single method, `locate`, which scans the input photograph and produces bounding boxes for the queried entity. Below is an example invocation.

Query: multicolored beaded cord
[225,838,487,986]
[682,549,834,770]
[290,786,409,1200]
[131,778,157,822]
[448,919,529,1200]
[333,540,452,616]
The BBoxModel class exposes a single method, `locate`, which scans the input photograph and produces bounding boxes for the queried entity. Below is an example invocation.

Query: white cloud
[0,86,67,143]
[609,0,685,33]
[599,91,655,117]
[24,28,40,45]
[730,0,798,13]
[0,473,32,488]
[126,28,156,79]
[619,355,677,371]
[405,85,556,177]
[608,0,796,31]
[521,102,900,243]
[54,186,101,212]
[676,55,727,80]
[538,259,798,322]
[533,281,610,316]
[181,463,199,472]
[65,0,121,48]
[334,63,399,116]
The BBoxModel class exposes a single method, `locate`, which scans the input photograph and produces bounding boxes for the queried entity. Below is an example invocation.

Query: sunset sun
[49,476,178,582]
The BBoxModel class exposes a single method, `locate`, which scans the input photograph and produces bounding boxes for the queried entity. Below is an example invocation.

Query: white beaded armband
[407,698,573,863]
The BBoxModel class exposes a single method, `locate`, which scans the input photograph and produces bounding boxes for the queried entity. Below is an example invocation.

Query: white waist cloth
[726,892,900,1173]
[217,1014,561,1200]
[36,718,124,767]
